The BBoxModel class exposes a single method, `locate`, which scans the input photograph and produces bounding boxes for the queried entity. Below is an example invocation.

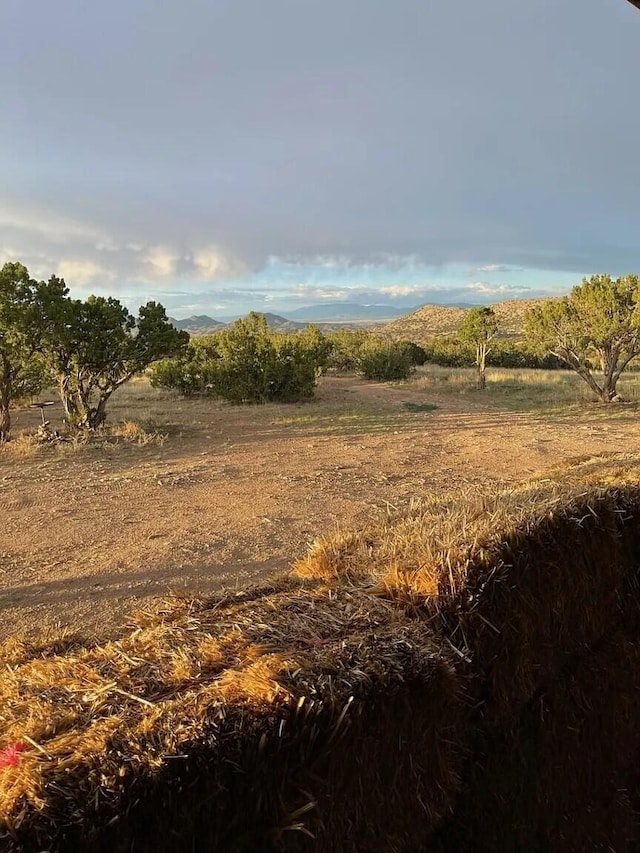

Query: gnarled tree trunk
[0,362,11,442]
[0,388,10,442]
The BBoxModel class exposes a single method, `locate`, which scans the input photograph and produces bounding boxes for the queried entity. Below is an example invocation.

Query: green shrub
[398,340,428,366]
[326,329,371,372]
[358,340,414,381]
[151,314,322,403]
[150,335,221,395]
[13,354,53,401]
[264,336,319,402]
[149,356,214,396]
[298,325,333,373]
[419,336,567,370]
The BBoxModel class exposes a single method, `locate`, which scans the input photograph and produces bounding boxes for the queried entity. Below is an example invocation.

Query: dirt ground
[1,373,638,640]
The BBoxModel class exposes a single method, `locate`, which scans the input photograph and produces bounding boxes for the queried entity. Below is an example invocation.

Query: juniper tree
[0,263,50,441]
[36,291,189,428]
[458,306,498,390]
[525,274,640,402]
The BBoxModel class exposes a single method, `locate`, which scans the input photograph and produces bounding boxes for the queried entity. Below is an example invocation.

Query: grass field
[398,364,640,414]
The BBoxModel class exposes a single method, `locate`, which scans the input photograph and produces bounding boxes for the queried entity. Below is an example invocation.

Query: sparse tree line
[2,262,638,442]
[149,314,420,400]
[150,274,640,404]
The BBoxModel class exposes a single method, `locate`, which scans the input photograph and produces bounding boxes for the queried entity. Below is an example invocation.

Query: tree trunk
[0,385,10,442]
[599,350,622,402]
[59,374,82,425]
[86,396,109,429]
[0,362,11,442]
[599,380,619,403]
[476,345,487,390]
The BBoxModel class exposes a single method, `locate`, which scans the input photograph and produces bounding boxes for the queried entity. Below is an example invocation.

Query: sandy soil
[1,374,638,639]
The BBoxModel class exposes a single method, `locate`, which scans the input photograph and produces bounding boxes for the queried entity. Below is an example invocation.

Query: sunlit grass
[397,365,640,413]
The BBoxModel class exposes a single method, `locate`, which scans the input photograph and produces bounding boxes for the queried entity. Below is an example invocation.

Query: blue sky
[1,0,639,318]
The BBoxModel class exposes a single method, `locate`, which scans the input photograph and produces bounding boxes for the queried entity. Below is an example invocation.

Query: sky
[1,0,640,319]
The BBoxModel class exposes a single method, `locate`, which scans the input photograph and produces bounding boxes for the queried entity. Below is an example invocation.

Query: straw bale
[435,629,640,851]
[296,483,640,719]
[3,472,640,850]
[0,582,464,852]
[453,487,640,719]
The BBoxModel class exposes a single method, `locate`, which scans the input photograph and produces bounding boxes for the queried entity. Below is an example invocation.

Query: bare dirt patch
[1,374,638,638]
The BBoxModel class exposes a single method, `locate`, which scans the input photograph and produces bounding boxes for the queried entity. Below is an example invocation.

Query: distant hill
[170,311,386,336]
[169,315,223,332]
[286,302,404,322]
[378,298,554,344]
[256,312,306,331]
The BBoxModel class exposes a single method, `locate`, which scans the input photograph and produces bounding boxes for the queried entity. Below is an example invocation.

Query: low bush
[325,331,415,380]
[151,314,324,403]
[358,340,414,381]
[325,329,371,372]
[399,340,429,366]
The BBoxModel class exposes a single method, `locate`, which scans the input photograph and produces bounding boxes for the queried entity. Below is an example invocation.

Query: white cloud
[192,246,237,280]
[377,284,444,298]
[468,264,522,275]
[467,281,530,295]
[57,259,114,285]
[143,245,179,277]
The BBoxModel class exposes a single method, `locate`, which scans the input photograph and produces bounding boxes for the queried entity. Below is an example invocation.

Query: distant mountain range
[169,298,552,340]
[169,302,405,330]
[168,309,390,335]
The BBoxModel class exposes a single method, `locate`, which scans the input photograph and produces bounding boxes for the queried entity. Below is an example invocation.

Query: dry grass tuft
[0,432,44,459]
[107,420,168,446]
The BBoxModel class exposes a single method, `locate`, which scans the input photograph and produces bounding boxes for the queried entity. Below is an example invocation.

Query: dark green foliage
[525,274,640,401]
[152,314,323,403]
[209,313,318,403]
[420,336,566,369]
[150,336,220,396]
[325,330,414,380]
[0,262,52,441]
[325,329,371,372]
[486,340,565,370]
[35,288,189,428]
[358,340,414,381]
[458,306,498,389]
[398,340,428,366]
[402,401,439,412]
[12,356,52,401]
[149,355,215,397]
[297,324,333,372]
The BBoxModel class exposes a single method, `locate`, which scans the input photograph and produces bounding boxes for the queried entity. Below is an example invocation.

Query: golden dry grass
[1,466,640,849]
[397,364,640,411]
[295,445,640,590]
[0,579,461,851]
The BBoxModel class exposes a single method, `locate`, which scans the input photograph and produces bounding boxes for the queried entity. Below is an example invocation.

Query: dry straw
[0,579,463,852]
[2,455,640,850]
